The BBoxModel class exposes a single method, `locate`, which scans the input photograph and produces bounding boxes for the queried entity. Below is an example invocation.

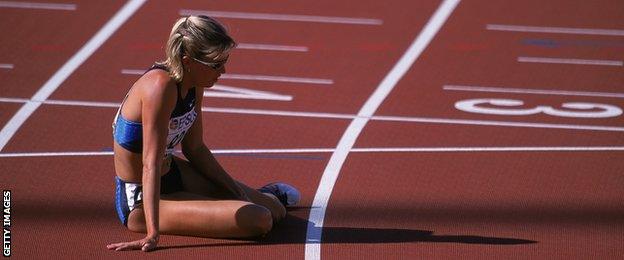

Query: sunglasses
[191,56,227,70]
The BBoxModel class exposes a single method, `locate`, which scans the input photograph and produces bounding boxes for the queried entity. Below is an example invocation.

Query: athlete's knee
[235,204,273,237]
[126,210,147,233]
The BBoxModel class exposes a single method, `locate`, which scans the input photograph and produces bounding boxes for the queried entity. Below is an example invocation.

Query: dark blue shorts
[114,159,184,226]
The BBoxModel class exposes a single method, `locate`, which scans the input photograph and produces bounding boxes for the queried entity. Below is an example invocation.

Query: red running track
[0,0,623,259]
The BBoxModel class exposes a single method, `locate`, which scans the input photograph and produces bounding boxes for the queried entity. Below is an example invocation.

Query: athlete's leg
[237,181,286,221]
[127,191,273,238]
[174,156,286,222]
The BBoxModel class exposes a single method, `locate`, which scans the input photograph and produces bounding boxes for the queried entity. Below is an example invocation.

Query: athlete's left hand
[106,236,158,252]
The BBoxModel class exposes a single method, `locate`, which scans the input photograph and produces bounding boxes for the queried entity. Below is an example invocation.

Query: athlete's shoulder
[136,68,177,106]
[139,64,175,88]
[144,64,175,85]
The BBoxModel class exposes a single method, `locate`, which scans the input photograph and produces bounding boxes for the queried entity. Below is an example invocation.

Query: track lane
[375,0,624,121]
[322,152,624,259]
[3,0,442,258]
[50,0,433,114]
[0,0,126,98]
[0,105,350,153]
[2,0,623,258]
[0,104,20,128]
[0,154,325,258]
[324,0,624,258]
[356,120,624,148]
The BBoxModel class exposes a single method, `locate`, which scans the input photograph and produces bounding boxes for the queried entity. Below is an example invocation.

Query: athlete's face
[184,54,228,88]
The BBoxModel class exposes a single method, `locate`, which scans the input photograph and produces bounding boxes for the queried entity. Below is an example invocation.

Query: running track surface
[1,0,623,259]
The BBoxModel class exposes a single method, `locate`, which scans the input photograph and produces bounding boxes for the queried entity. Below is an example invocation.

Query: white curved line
[304,1,461,259]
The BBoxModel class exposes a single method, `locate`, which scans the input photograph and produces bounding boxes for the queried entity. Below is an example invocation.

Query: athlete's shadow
[18,199,536,251]
[264,214,536,245]
[157,213,536,250]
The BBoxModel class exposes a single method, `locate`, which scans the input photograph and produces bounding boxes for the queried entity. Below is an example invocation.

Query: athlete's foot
[258,182,300,207]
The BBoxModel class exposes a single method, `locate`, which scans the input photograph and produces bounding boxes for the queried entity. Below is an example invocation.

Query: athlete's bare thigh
[173,156,286,221]
[173,156,231,198]
[127,192,273,238]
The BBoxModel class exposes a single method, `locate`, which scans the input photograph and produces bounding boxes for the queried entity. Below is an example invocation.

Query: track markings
[0,0,146,151]
[0,1,76,10]
[120,69,151,75]
[443,85,624,98]
[374,115,624,132]
[0,97,121,107]
[237,43,308,52]
[518,56,623,66]
[0,64,13,69]
[179,9,383,25]
[351,146,624,153]
[41,99,120,107]
[3,146,623,158]
[522,38,624,48]
[221,74,333,84]
[486,24,624,36]
[1,97,623,132]
[121,70,333,84]
[206,85,293,101]
[202,106,356,120]
[305,0,460,259]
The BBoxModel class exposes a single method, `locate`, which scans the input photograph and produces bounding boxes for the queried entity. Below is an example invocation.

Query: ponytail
[157,16,236,83]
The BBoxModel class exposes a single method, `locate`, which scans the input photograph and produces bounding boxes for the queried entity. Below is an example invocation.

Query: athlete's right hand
[106,235,159,252]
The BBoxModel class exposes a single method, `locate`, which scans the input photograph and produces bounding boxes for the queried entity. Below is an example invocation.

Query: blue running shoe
[258,182,300,207]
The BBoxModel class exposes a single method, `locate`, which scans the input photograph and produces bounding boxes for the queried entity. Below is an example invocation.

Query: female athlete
[106,15,300,252]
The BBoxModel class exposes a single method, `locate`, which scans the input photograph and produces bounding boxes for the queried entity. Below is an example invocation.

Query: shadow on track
[156,213,536,251]
[16,199,537,251]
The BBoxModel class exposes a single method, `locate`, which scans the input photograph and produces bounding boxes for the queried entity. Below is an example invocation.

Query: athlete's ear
[181,55,191,67]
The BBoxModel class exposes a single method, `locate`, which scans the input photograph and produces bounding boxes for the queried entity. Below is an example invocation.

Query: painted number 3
[455,98,623,118]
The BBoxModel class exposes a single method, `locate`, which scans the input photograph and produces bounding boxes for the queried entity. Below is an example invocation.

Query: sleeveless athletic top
[112,64,197,156]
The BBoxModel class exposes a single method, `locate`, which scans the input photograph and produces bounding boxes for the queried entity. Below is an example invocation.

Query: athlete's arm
[181,87,249,201]
[107,72,177,252]
[141,74,177,244]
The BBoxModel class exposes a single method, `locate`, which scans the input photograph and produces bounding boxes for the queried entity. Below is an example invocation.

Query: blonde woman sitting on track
[107,15,300,252]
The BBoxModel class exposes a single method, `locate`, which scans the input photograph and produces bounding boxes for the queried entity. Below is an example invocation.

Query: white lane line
[443,85,624,98]
[305,1,460,259]
[486,24,624,36]
[206,85,293,101]
[0,0,146,152]
[2,97,624,132]
[352,146,624,152]
[0,64,14,69]
[221,74,333,84]
[0,1,76,10]
[120,69,145,75]
[3,146,623,158]
[0,97,355,119]
[0,97,121,107]
[373,115,624,132]
[518,56,623,66]
[180,9,382,25]
[202,106,357,120]
[121,70,333,84]
[237,43,308,52]
[0,97,29,104]
[215,148,334,154]
[3,146,622,158]
[42,99,120,107]
[0,149,329,158]
[0,151,114,157]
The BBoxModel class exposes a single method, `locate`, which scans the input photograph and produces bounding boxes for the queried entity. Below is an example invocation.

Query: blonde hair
[158,15,236,82]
